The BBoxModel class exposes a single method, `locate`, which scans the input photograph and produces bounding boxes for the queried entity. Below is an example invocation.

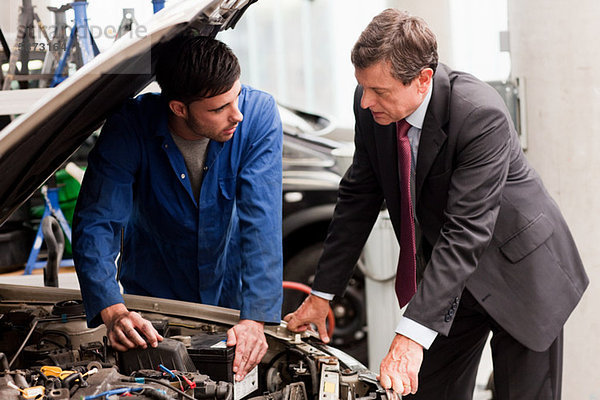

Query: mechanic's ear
[168,100,187,118]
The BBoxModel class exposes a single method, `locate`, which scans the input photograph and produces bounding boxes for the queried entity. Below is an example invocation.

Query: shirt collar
[405,80,433,130]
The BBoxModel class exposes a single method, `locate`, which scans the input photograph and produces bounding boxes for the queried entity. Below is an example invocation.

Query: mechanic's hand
[283,294,330,343]
[100,303,163,352]
[226,319,268,382]
[379,334,423,397]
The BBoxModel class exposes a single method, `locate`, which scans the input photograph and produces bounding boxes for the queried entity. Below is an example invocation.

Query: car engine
[0,291,389,400]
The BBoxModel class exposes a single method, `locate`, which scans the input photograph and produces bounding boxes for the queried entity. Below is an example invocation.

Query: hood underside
[0,0,256,227]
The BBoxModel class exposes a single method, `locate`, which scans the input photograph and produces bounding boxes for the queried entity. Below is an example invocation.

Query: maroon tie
[395,119,417,307]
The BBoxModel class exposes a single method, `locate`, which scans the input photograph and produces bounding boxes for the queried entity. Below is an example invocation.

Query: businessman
[285,9,588,400]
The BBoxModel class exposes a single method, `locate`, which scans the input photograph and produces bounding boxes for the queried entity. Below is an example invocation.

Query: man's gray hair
[351,9,438,85]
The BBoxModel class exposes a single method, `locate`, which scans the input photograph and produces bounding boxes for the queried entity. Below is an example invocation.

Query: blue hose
[82,387,143,399]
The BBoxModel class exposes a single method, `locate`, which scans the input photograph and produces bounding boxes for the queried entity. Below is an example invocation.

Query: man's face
[181,79,244,142]
[355,61,431,125]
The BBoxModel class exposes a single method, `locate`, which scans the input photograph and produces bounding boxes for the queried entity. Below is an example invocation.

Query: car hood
[0,282,385,400]
[0,0,256,227]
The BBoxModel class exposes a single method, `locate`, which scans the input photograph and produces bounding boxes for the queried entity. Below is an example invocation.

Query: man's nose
[230,105,243,123]
[360,91,374,109]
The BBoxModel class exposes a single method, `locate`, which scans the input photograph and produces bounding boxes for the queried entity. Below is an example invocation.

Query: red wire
[282,280,335,339]
[181,375,196,389]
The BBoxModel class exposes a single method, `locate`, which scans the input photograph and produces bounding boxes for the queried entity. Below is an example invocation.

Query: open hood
[0,0,256,227]
[0,283,386,400]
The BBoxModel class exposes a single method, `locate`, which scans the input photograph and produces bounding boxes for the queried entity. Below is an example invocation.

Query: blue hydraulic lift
[152,0,166,13]
[50,0,99,87]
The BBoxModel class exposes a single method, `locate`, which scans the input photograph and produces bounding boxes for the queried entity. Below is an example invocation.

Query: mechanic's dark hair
[156,33,240,103]
[351,9,438,85]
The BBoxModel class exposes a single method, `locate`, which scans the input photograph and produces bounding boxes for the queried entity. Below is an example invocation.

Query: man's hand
[100,303,163,352]
[226,319,267,382]
[379,334,423,396]
[283,294,330,343]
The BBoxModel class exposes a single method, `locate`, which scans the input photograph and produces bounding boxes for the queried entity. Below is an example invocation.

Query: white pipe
[65,161,84,184]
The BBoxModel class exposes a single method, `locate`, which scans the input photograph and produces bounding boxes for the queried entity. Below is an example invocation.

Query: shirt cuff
[310,289,335,301]
[395,316,438,350]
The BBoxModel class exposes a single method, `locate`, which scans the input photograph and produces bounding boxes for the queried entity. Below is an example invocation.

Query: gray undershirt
[170,132,210,201]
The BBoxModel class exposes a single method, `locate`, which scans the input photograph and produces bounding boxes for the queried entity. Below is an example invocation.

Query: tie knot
[396,119,411,139]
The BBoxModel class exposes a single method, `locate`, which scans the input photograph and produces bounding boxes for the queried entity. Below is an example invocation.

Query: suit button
[448,309,454,316]
[444,315,451,322]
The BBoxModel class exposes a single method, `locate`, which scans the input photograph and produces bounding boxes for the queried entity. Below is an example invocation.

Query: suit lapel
[415,118,446,203]
[415,65,451,204]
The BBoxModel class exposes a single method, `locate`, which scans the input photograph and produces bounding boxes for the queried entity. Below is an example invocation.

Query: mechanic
[73,34,283,381]
[285,9,588,400]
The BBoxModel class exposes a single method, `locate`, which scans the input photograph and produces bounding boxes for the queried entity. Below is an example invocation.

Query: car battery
[188,333,233,382]
[188,332,258,400]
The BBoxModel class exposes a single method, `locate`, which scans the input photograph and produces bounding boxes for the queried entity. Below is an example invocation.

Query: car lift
[0,28,11,86]
[50,0,99,87]
[152,0,166,13]
[115,8,139,41]
[39,4,71,88]
[4,0,165,89]
[116,0,165,40]
[24,186,74,275]
[1,0,53,90]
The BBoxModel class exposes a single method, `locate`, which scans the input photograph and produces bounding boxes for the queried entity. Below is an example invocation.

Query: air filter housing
[119,337,196,375]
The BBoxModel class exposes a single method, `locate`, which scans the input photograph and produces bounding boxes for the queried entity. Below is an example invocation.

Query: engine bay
[0,287,387,400]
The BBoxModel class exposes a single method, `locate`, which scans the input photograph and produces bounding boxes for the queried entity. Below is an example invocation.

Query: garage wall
[508,1,600,397]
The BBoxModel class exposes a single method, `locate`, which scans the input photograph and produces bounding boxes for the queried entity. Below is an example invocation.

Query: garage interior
[1,1,598,399]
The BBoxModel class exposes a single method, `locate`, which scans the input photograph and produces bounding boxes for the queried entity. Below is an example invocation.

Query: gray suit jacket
[313,64,588,351]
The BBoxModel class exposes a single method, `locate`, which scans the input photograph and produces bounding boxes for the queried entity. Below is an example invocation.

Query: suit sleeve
[312,87,384,296]
[236,95,284,323]
[404,104,511,336]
